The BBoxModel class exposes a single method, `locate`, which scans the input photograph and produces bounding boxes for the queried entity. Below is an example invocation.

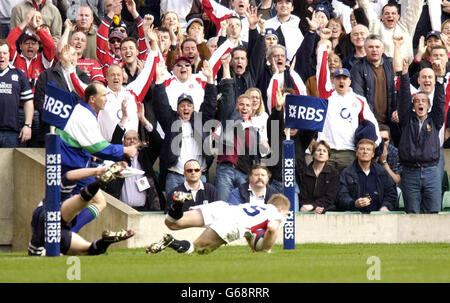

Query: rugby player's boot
[146,234,174,254]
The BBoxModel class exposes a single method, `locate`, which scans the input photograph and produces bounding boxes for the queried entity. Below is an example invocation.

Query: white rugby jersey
[317,89,381,151]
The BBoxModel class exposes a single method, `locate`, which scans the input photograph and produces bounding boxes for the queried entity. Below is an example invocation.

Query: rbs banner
[285,95,328,132]
[42,82,79,129]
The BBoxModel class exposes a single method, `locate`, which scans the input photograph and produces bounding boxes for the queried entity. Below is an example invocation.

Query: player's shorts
[191,201,244,244]
[28,205,73,255]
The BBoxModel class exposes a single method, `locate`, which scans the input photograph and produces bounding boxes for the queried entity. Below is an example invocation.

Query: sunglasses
[186,168,201,173]
[109,39,121,44]
[176,62,191,67]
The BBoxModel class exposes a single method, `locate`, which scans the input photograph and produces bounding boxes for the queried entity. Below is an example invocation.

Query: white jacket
[359,0,424,60]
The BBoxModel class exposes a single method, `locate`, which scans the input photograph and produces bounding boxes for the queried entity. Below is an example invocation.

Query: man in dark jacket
[350,34,399,145]
[227,163,278,205]
[165,159,218,213]
[337,138,397,213]
[397,61,445,214]
[152,59,217,194]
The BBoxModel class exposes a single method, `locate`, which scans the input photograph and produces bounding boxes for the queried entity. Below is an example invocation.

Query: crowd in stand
[2,0,450,216]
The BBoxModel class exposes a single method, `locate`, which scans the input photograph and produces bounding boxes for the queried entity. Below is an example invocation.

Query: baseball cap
[315,4,330,20]
[333,68,351,78]
[109,30,124,42]
[265,28,278,40]
[18,32,39,45]
[426,30,441,40]
[186,18,204,32]
[177,93,194,105]
[173,56,192,66]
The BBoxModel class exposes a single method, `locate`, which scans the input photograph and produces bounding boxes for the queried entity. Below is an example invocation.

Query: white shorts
[190,201,243,243]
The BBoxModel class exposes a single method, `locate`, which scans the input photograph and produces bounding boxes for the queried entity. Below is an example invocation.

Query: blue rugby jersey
[0,65,33,131]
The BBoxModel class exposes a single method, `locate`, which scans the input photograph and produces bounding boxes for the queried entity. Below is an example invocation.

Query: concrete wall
[2,148,450,253]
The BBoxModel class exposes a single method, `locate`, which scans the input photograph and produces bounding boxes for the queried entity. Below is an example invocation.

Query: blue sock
[70,205,99,233]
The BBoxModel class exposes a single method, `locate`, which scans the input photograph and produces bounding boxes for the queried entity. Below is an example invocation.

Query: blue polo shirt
[0,65,33,131]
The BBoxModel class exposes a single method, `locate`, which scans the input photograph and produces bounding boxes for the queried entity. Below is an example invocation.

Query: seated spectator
[336,139,397,213]
[105,104,165,211]
[152,59,217,195]
[11,0,62,43]
[394,37,445,214]
[300,140,339,214]
[227,163,278,205]
[58,19,105,84]
[165,159,218,213]
[377,124,402,186]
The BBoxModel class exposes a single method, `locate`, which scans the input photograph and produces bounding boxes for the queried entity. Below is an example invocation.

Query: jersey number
[243,205,267,217]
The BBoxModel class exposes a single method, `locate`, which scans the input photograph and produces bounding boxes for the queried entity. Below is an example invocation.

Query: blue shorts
[29,206,73,255]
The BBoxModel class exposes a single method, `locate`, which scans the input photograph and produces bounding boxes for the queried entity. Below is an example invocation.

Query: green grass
[1,243,449,283]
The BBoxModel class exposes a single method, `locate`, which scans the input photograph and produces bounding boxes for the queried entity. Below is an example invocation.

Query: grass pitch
[1,243,449,283]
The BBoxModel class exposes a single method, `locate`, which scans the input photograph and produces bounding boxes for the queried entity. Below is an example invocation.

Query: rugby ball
[252,228,266,251]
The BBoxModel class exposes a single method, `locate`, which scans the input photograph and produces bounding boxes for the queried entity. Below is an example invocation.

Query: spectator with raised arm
[394,36,445,214]
[11,0,62,43]
[58,19,105,84]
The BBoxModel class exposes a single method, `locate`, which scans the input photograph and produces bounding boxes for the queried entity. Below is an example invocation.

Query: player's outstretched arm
[260,220,282,253]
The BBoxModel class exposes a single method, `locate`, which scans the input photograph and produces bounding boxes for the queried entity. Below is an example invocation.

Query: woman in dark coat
[299,140,339,214]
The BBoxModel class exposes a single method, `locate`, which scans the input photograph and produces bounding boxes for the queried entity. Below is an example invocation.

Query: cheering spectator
[394,37,445,214]
[6,9,55,88]
[66,0,105,26]
[357,0,423,60]
[316,67,381,173]
[58,19,105,84]
[265,0,303,62]
[377,124,401,186]
[152,59,217,195]
[11,0,62,43]
[105,104,165,211]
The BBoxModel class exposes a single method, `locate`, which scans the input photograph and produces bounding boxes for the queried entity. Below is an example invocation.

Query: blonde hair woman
[245,87,269,143]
